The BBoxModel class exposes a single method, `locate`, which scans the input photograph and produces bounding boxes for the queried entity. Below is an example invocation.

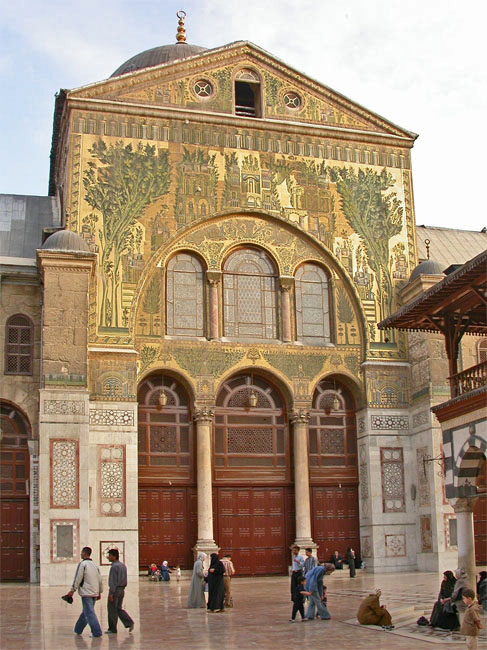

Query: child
[176,566,181,583]
[461,588,483,650]
[290,576,311,622]
[321,584,328,607]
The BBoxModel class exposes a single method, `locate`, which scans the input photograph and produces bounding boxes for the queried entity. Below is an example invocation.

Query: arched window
[166,253,204,337]
[478,338,487,364]
[295,264,331,344]
[223,248,277,339]
[5,314,34,375]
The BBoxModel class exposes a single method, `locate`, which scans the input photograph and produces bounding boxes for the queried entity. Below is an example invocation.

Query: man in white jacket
[66,546,103,638]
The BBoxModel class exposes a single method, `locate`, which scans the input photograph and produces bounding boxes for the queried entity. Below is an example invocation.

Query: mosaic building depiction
[0,13,486,584]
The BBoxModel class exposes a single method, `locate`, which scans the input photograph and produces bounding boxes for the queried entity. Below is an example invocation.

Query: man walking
[106,548,134,634]
[221,553,235,608]
[65,546,103,638]
[290,546,305,601]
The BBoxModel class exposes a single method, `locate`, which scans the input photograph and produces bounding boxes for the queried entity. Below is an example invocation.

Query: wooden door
[0,448,30,581]
[312,485,360,562]
[474,457,486,564]
[216,486,290,575]
[138,487,197,570]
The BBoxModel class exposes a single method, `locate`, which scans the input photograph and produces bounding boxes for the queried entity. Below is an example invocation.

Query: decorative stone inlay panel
[444,514,458,549]
[416,447,431,507]
[359,445,369,500]
[413,410,430,429]
[227,427,273,454]
[32,456,39,509]
[50,439,79,508]
[99,541,125,566]
[44,400,85,415]
[51,519,79,562]
[371,414,408,430]
[380,447,405,512]
[358,416,366,434]
[98,445,125,516]
[385,533,406,557]
[420,515,433,552]
[361,535,372,558]
[90,409,134,426]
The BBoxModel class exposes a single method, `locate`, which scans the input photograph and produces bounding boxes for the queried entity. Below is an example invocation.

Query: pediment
[69,42,415,139]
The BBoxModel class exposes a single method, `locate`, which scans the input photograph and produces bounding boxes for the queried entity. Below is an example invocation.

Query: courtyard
[1,569,486,649]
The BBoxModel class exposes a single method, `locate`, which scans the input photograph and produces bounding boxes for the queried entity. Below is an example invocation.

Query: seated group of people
[429,568,486,631]
[148,561,172,581]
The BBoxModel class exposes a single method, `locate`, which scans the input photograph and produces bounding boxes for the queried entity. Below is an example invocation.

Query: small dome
[409,259,445,281]
[41,230,91,253]
[111,43,208,78]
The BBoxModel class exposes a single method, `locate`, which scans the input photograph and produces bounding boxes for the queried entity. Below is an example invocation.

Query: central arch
[214,372,294,575]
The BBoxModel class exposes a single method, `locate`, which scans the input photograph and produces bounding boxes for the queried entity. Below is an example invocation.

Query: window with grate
[478,338,487,364]
[166,253,205,337]
[309,380,357,471]
[137,374,192,480]
[223,248,278,340]
[295,264,332,344]
[5,315,34,375]
[215,374,288,471]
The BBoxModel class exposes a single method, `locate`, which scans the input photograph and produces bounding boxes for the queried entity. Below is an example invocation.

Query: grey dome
[41,230,91,253]
[409,259,445,281]
[111,43,208,77]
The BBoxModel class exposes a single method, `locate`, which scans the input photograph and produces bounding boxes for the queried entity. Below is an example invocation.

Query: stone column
[193,407,219,557]
[206,271,221,340]
[291,409,315,549]
[453,499,477,587]
[280,276,294,343]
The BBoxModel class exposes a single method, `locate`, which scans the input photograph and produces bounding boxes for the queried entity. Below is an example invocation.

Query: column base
[192,540,220,561]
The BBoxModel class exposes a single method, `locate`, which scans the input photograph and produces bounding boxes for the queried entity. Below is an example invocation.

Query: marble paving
[1,570,487,649]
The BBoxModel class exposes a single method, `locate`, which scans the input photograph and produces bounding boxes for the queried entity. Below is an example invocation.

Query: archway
[214,372,294,575]
[0,402,31,581]
[309,378,360,563]
[137,373,197,570]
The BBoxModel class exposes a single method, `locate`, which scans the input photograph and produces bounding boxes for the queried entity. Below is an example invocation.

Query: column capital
[206,270,222,285]
[452,497,477,513]
[290,409,310,424]
[280,275,294,292]
[194,407,215,423]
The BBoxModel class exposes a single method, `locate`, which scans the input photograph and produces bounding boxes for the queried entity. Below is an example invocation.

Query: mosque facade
[1,14,485,584]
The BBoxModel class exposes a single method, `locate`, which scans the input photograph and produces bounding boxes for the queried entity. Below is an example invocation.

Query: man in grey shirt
[106,549,134,634]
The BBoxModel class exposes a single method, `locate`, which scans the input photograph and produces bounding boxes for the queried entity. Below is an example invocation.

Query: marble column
[193,407,219,557]
[453,499,477,588]
[280,276,294,343]
[291,409,315,549]
[206,271,221,340]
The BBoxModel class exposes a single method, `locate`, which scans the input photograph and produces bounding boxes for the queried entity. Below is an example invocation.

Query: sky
[1,0,485,231]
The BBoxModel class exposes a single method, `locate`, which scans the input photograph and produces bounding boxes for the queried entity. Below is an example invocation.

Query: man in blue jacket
[304,564,334,620]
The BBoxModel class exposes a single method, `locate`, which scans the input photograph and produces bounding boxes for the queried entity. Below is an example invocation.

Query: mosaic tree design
[83,139,170,329]
[329,166,403,336]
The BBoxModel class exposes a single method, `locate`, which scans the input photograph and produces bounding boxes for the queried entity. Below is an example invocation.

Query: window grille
[5,315,34,375]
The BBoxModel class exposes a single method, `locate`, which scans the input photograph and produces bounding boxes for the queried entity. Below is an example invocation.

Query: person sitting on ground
[429,570,458,629]
[461,588,483,650]
[331,550,343,569]
[357,589,394,629]
[290,575,311,622]
[160,561,171,582]
[443,568,471,627]
[477,571,487,613]
[148,563,160,581]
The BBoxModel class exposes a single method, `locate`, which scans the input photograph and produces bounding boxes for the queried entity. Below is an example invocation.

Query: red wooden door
[312,485,360,562]
[0,448,30,581]
[138,487,196,570]
[474,458,486,564]
[216,486,290,575]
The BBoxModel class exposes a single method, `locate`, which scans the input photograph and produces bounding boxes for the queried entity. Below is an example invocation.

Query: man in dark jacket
[106,549,134,634]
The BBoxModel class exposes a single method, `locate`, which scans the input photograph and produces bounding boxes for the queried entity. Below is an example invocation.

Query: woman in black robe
[347,547,356,578]
[206,553,225,612]
[429,571,458,629]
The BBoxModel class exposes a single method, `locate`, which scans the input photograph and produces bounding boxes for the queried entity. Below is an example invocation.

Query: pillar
[291,409,315,549]
[280,276,294,343]
[206,271,221,340]
[454,499,477,588]
[193,407,219,557]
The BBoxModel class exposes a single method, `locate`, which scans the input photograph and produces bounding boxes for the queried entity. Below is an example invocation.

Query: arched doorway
[137,373,197,569]
[214,373,294,575]
[309,379,360,563]
[0,402,31,581]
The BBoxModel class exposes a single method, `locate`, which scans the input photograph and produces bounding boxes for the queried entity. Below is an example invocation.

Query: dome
[409,259,445,281]
[41,230,91,253]
[110,42,208,78]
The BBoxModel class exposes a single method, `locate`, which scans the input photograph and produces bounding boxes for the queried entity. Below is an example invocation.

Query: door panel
[0,499,29,581]
[312,485,360,562]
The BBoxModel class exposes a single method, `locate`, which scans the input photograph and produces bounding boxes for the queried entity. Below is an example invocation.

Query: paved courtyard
[1,570,487,649]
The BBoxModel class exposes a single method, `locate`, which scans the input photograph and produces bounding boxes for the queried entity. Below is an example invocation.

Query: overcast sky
[1,0,485,231]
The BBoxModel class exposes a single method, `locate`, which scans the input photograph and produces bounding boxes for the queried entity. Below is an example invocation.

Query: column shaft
[291,410,314,544]
[455,507,476,587]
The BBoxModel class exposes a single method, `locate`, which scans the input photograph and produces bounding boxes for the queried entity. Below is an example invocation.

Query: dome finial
[176,10,187,43]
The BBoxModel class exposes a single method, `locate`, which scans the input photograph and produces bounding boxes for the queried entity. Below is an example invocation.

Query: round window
[194,80,213,98]
[284,91,302,109]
